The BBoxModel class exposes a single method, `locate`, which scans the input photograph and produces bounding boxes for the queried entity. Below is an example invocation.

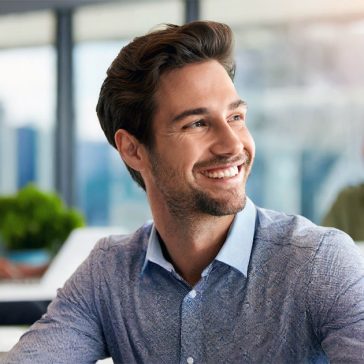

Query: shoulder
[95,222,152,253]
[255,206,328,249]
[252,206,364,297]
[255,204,363,264]
[83,222,153,275]
[253,206,363,271]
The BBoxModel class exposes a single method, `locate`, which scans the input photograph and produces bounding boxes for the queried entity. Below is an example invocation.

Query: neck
[152,204,235,286]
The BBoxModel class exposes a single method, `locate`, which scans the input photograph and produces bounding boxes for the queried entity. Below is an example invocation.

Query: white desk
[0,227,125,302]
[0,228,126,360]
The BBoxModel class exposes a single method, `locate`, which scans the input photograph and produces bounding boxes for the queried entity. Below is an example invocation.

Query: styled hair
[96,21,235,189]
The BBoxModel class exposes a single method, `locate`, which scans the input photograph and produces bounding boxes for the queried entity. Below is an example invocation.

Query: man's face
[142,60,255,218]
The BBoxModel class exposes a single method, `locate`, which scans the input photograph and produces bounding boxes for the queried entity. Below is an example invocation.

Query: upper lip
[194,152,250,174]
[199,161,245,173]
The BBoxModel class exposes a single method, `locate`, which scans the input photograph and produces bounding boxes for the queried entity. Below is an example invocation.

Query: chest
[98,265,324,363]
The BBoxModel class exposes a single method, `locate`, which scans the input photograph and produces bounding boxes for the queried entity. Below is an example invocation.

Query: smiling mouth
[201,165,241,179]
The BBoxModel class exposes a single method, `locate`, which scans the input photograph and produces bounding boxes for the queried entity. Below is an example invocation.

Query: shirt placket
[180,287,203,364]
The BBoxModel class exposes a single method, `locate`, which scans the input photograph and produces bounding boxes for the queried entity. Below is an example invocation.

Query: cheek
[154,134,205,175]
[173,140,201,161]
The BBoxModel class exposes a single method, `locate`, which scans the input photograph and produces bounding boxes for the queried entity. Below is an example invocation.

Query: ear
[114,129,146,172]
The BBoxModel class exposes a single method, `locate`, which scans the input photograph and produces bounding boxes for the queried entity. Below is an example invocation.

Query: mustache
[193,151,252,171]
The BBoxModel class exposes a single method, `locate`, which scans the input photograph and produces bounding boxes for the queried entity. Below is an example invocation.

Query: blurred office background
[1,0,364,231]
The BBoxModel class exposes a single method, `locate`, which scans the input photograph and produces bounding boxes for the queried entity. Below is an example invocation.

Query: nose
[209,121,244,157]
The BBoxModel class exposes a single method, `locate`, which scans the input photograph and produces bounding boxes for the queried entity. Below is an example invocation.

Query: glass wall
[202,1,364,223]
[3,1,363,231]
[74,0,183,230]
[0,11,55,195]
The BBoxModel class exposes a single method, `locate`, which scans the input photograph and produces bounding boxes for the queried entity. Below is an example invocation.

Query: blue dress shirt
[3,199,364,363]
[144,197,256,277]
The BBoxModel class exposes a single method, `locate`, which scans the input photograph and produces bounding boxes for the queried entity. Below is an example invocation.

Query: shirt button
[189,290,197,298]
[187,357,194,364]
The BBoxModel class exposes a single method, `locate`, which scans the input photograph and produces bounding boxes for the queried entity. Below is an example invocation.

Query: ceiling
[0,0,117,15]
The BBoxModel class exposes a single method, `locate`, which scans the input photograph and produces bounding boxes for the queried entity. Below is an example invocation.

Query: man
[4,21,364,363]
[322,141,364,241]
[322,182,364,241]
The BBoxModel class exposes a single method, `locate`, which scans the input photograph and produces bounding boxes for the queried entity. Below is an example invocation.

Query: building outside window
[202,0,364,223]
[0,11,55,195]
[74,0,183,230]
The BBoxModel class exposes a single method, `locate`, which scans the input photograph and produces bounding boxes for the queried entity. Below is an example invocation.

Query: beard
[194,188,247,216]
[149,151,252,218]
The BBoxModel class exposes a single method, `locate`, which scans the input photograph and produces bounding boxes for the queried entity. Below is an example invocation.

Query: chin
[196,192,247,216]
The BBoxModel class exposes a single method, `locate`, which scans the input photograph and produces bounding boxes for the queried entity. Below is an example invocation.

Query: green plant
[0,184,85,255]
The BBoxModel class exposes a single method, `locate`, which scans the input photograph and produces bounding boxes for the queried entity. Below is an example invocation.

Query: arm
[2,240,109,364]
[307,230,364,363]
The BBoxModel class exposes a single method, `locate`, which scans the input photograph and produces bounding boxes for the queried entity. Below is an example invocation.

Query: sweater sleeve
[307,229,364,363]
[2,239,109,364]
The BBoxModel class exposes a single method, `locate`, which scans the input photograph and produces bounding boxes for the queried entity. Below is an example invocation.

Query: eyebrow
[171,99,247,123]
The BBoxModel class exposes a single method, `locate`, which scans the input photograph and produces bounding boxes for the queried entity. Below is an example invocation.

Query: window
[202,0,364,223]
[0,11,55,194]
[74,0,183,229]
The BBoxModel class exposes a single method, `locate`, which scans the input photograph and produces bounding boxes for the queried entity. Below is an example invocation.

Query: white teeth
[203,166,239,179]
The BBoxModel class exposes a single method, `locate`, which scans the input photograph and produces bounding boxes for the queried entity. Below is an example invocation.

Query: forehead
[154,60,239,119]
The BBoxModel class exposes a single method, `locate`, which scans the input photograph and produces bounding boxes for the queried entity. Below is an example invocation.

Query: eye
[228,113,246,125]
[230,114,244,122]
[183,120,207,129]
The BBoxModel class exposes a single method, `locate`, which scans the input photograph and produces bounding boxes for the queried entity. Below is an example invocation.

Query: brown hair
[96,21,235,189]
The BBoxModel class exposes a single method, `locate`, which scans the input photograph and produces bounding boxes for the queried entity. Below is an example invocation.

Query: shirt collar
[142,197,256,277]
[142,224,175,273]
[214,197,256,276]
